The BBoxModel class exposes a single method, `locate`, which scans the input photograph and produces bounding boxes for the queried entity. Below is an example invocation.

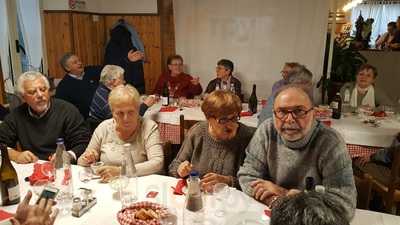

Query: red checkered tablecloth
[158,123,180,144]
[347,144,381,159]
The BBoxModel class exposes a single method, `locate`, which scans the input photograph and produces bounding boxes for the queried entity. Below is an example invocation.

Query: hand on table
[97,166,121,183]
[143,96,157,107]
[355,155,371,166]
[251,179,288,204]
[200,173,232,193]
[177,160,192,178]
[127,50,144,62]
[191,76,200,85]
[15,151,38,164]
[77,149,99,166]
[13,191,58,225]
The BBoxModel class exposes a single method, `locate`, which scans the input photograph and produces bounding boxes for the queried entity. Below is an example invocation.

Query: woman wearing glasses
[153,54,202,99]
[168,90,255,192]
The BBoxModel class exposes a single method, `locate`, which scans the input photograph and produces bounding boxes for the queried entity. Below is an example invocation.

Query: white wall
[41,0,157,13]
[174,0,329,101]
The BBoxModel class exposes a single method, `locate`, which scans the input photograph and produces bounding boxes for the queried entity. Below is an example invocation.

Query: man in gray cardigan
[238,85,357,221]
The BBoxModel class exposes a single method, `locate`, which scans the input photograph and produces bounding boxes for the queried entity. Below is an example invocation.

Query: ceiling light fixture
[343,0,364,12]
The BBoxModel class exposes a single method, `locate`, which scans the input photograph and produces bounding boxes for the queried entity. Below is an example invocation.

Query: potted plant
[319,34,367,103]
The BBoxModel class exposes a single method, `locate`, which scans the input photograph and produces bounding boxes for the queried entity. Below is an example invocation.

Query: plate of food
[117,201,174,225]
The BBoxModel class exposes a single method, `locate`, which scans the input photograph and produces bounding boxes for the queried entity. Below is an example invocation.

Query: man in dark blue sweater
[0,71,90,163]
[55,53,101,119]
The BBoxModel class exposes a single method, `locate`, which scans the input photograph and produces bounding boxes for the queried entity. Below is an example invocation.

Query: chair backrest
[388,144,400,194]
[179,114,199,145]
[162,141,173,174]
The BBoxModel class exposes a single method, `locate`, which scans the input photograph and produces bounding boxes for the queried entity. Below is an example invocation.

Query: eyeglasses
[273,108,313,120]
[25,87,49,96]
[216,115,240,124]
[169,63,183,66]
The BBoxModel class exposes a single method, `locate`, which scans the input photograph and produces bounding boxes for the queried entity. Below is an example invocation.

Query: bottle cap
[56,138,64,144]
[189,170,199,177]
[315,185,325,193]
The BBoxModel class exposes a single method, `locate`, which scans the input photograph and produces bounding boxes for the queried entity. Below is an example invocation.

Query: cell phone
[36,186,59,204]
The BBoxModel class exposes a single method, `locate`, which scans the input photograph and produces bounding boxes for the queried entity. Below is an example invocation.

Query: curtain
[351,2,400,46]
[0,0,15,93]
[16,0,43,72]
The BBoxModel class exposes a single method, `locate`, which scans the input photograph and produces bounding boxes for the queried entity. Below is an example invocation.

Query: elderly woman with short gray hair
[78,85,164,182]
[88,65,155,131]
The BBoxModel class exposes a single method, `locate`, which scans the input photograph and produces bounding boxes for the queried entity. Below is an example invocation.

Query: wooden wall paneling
[158,0,176,73]
[72,13,105,67]
[104,15,161,94]
[43,12,74,78]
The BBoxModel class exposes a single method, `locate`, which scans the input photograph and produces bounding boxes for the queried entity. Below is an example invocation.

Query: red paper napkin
[28,162,55,185]
[172,179,187,195]
[159,106,178,112]
[0,209,13,222]
[240,111,253,117]
[264,209,272,217]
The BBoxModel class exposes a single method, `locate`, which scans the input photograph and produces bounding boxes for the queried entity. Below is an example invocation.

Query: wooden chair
[355,145,400,214]
[179,114,199,145]
[162,141,174,174]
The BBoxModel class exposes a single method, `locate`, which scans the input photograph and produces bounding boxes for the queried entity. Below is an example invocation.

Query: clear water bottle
[120,143,138,208]
[54,138,73,215]
[230,83,235,95]
[184,171,204,224]
[342,87,351,113]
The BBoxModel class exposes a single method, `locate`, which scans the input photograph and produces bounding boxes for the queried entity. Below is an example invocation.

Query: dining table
[144,101,400,159]
[3,162,400,225]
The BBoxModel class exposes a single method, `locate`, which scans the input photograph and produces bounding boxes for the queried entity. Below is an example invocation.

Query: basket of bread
[117,201,170,225]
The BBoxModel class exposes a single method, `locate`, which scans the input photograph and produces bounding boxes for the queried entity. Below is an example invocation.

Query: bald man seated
[238,84,357,222]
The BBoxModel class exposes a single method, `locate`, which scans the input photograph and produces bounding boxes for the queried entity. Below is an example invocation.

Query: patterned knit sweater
[168,121,254,187]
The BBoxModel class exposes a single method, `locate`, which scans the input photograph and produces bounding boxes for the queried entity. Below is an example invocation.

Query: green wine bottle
[0,144,20,206]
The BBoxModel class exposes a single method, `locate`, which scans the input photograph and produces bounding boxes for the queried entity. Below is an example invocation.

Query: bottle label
[331,101,339,109]
[8,184,20,201]
[161,96,168,106]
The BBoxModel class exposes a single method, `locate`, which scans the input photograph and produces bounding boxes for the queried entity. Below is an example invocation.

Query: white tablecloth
[331,115,400,147]
[144,102,259,128]
[4,163,400,225]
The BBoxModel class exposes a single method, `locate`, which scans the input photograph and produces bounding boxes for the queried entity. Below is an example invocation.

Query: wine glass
[160,207,178,225]
[213,183,230,217]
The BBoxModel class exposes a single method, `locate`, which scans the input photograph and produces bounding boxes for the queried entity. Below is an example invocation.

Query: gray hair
[287,65,313,85]
[100,65,125,86]
[60,52,74,72]
[16,71,50,96]
[108,84,140,111]
[271,192,350,225]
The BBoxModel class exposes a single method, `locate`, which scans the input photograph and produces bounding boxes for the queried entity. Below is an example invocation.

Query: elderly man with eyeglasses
[0,71,90,164]
[238,85,357,222]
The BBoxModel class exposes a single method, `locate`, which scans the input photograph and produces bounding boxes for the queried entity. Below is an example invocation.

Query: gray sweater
[238,119,357,221]
[168,121,254,187]
[340,82,393,107]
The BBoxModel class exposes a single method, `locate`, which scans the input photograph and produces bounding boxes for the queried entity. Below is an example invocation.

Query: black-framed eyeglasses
[216,115,240,124]
[273,108,313,120]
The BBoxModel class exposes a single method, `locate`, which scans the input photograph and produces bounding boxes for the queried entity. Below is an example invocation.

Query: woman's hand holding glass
[77,149,99,166]
[96,166,121,183]
[200,173,232,193]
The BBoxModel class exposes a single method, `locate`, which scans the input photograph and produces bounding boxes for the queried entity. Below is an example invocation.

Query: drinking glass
[79,167,93,183]
[213,183,230,217]
[161,207,178,225]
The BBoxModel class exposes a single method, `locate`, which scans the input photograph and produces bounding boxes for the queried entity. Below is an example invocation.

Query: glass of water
[213,183,230,217]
